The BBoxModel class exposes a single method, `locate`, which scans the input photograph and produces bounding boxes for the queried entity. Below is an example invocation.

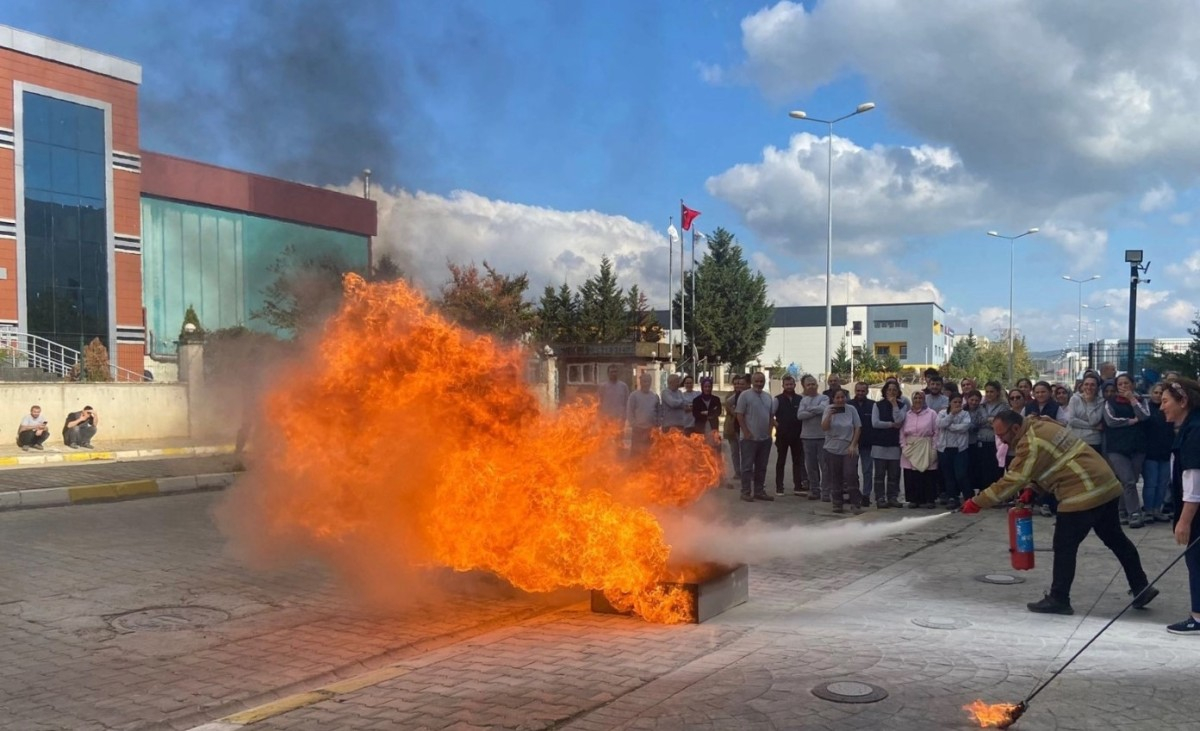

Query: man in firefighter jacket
[962,411,1160,615]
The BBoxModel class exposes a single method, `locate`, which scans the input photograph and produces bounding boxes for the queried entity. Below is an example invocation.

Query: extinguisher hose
[1021,531,1200,709]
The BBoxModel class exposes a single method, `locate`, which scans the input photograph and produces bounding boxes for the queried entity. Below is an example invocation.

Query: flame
[963,700,1020,728]
[224,274,721,622]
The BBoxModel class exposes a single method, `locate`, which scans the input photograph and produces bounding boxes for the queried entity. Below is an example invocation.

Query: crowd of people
[598,360,1200,634]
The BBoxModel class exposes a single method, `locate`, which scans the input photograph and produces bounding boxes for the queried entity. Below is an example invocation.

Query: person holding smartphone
[17,404,50,451]
[63,405,99,449]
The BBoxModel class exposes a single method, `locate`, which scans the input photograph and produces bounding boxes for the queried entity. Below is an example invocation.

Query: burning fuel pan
[590,564,749,623]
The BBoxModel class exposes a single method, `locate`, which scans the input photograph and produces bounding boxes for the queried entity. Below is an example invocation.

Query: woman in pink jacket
[900,390,940,508]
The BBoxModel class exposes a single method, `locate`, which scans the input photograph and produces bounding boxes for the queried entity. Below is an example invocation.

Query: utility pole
[1124,250,1150,378]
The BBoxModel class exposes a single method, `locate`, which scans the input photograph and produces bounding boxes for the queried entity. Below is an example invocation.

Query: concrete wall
[0,383,190,444]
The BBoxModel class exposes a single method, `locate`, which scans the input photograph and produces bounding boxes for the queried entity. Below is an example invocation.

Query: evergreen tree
[677,228,773,368]
[536,283,579,344]
[576,256,627,343]
[831,339,852,375]
[879,353,903,373]
[625,284,662,343]
[370,253,404,282]
[948,328,978,370]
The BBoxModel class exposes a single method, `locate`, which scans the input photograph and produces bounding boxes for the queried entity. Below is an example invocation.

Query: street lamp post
[1082,303,1111,374]
[789,101,875,384]
[986,228,1040,384]
[1062,274,1100,382]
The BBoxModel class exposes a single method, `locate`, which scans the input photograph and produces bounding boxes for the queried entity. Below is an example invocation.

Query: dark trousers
[1186,530,1200,614]
[973,442,1002,492]
[630,427,653,458]
[824,450,861,507]
[873,458,901,502]
[64,424,96,447]
[740,437,772,496]
[774,432,806,492]
[1051,497,1148,604]
[18,429,49,448]
[802,438,825,498]
[938,447,970,501]
[903,468,939,505]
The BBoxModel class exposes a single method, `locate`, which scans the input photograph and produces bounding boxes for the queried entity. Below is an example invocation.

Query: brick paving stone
[0,454,242,492]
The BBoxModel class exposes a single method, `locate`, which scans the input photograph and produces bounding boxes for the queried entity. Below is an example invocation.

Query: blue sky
[6,1,1200,351]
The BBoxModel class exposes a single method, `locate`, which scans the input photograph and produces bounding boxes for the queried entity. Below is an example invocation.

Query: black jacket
[1145,401,1174,461]
[1172,408,1200,529]
[850,396,875,448]
[775,392,803,439]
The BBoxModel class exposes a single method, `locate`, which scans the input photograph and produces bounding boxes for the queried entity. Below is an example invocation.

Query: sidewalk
[0,437,239,510]
[0,436,235,468]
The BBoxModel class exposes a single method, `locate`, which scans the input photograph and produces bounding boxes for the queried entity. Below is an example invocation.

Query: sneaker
[1129,512,1145,529]
[1120,513,1129,525]
[1154,510,1173,523]
[32,443,43,451]
[1167,617,1200,635]
[861,496,871,508]
[876,500,890,509]
[946,499,961,510]
[1027,593,1074,615]
[887,499,904,509]
[851,504,862,516]
[935,497,947,506]
[906,501,920,509]
[67,443,79,449]
[740,494,754,502]
[775,489,786,497]
[1040,504,1054,517]
[81,443,94,449]
[1131,586,1160,609]
[831,505,845,514]
[20,446,29,452]
[753,492,775,502]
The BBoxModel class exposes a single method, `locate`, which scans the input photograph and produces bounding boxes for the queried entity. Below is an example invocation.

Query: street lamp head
[1026,228,1040,234]
[986,230,1000,237]
[856,102,876,113]
[788,110,807,119]
[1061,275,1072,281]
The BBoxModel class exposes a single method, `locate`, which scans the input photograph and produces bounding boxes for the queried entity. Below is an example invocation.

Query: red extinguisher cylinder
[1009,505,1035,571]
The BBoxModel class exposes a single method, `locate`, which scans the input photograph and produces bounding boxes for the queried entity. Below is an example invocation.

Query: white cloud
[1139,183,1176,212]
[706,133,988,255]
[1170,212,1193,226]
[719,1,1200,210]
[763,270,942,307]
[1037,224,1108,272]
[353,186,676,305]
[1163,299,1199,328]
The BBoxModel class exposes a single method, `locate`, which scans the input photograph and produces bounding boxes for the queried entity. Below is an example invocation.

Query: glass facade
[141,197,369,355]
[23,92,109,353]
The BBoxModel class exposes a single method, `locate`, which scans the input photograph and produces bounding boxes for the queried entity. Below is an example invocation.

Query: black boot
[1027,593,1074,615]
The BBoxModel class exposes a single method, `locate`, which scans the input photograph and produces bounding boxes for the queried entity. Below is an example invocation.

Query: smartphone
[833,406,845,414]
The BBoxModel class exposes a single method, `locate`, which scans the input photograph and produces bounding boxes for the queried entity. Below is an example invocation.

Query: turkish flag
[681,202,701,231]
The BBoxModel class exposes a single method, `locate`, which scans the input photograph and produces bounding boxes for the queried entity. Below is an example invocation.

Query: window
[567,363,598,385]
[852,320,862,335]
[873,319,909,329]
[23,92,108,354]
[875,345,891,357]
[899,345,909,359]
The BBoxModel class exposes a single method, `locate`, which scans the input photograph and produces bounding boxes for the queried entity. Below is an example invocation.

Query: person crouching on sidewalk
[963,411,1159,615]
[17,405,50,451]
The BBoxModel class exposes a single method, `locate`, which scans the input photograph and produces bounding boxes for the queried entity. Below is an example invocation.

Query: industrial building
[0,25,376,378]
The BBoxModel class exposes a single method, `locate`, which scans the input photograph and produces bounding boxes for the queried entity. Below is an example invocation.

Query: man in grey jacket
[797,374,831,500]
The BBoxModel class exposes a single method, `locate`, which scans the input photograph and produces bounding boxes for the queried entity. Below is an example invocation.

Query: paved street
[2,478,1197,730]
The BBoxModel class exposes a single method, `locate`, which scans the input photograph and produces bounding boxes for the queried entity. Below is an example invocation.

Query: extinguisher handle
[1018,487,1036,505]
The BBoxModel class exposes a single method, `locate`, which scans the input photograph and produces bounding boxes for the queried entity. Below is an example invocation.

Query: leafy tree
[1146,313,1200,379]
[625,284,662,343]
[969,336,1037,385]
[79,337,112,382]
[439,260,536,340]
[252,245,358,335]
[371,253,404,282]
[879,353,902,373]
[576,256,628,343]
[831,339,852,375]
[678,228,773,369]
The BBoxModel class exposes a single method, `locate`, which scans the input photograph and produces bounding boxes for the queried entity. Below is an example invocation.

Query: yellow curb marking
[218,666,411,725]
[221,691,331,724]
[68,480,159,503]
[0,457,19,466]
[161,446,190,456]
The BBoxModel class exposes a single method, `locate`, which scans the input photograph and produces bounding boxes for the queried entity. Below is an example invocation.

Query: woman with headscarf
[936,392,972,509]
[1159,377,1200,634]
[973,381,1009,492]
[900,390,939,508]
[1104,373,1151,528]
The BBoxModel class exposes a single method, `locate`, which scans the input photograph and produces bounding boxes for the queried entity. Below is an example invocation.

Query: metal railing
[0,332,145,382]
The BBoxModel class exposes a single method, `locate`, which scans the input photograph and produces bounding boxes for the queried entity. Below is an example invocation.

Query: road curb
[0,471,239,511]
[0,443,234,468]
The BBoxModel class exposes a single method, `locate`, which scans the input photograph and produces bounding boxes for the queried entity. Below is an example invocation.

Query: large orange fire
[221,274,722,623]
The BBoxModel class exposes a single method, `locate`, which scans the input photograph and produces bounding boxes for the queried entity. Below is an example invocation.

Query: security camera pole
[1124,249,1150,378]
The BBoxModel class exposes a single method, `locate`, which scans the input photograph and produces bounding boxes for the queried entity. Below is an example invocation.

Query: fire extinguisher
[1009,503,1035,571]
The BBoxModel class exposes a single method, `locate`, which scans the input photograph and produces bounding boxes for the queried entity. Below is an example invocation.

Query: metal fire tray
[589,563,749,623]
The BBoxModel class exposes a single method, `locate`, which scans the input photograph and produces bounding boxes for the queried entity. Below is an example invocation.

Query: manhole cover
[109,606,228,633]
[976,573,1026,585]
[912,616,972,630]
[812,680,889,704]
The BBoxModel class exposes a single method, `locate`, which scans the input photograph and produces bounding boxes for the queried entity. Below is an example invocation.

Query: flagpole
[691,229,698,380]
[679,200,686,375]
[667,217,675,371]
